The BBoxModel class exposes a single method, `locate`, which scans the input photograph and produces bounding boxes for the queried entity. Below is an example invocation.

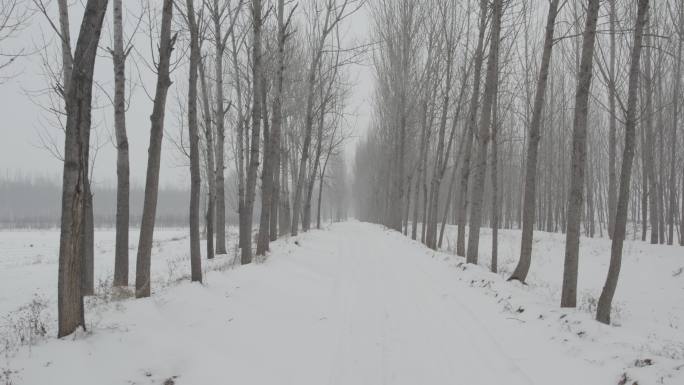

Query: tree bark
[597,0,649,324]
[230,29,246,251]
[135,0,175,298]
[316,156,329,230]
[186,0,202,282]
[56,0,72,92]
[411,98,428,241]
[466,0,503,265]
[56,0,95,297]
[256,67,272,255]
[644,25,659,245]
[561,0,600,308]
[279,128,291,236]
[668,5,682,245]
[80,184,94,295]
[508,0,560,283]
[112,0,129,286]
[456,0,487,256]
[242,0,262,264]
[681,165,684,245]
[57,0,108,338]
[607,0,617,239]
[213,0,228,255]
[490,90,499,273]
[268,0,286,241]
[199,57,215,260]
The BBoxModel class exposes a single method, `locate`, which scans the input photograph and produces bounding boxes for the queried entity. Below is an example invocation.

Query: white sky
[0,0,372,188]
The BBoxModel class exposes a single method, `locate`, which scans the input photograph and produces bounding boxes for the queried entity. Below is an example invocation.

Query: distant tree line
[0,174,201,228]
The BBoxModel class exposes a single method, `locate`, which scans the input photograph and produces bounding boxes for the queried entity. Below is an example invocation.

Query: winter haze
[1,0,683,385]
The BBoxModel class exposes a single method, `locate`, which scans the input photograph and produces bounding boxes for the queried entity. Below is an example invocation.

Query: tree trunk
[57,0,72,92]
[242,0,262,264]
[256,68,272,255]
[112,0,129,286]
[292,60,319,236]
[466,0,503,265]
[508,0,560,282]
[607,0,617,239]
[640,119,648,242]
[213,0,228,255]
[561,0,600,308]
[490,90,499,273]
[597,0,648,324]
[57,0,95,297]
[668,7,682,245]
[681,165,684,245]
[269,0,285,241]
[438,151,460,249]
[57,0,108,338]
[426,46,455,249]
[80,184,94,295]
[303,67,331,232]
[316,160,328,230]
[585,153,596,238]
[644,25,659,244]
[199,57,215,260]
[657,79,666,244]
[411,99,428,241]
[456,0,487,257]
[135,0,175,298]
[279,129,291,236]
[186,0,202,282]
[230,30,246,251]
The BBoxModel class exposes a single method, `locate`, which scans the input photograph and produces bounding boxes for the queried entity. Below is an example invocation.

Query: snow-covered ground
[0,227,239,317]
[1,222,683,384]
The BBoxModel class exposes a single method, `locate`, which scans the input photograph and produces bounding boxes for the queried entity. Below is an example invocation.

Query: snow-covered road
[313,222,608,385]
[5,222,665,384]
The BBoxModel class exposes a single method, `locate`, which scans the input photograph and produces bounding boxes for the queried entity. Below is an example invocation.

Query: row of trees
[354,0,678,324]
[43,0,356,337]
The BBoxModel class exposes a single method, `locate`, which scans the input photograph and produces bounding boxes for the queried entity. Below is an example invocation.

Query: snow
[1,222,683,384]
[0,227,239,318]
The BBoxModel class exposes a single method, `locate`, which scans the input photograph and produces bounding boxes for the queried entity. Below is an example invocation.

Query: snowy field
[1,222,683,384]
[0,227,240,317]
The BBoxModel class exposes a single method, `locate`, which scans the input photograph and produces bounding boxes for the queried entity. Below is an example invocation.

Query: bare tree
[33,0,96,295]
[269,0,294,242]
[508,0,561,283]
[208,0,241,255]
[186,0,203,282]
[465,0,503,265]
[597,0,649,324]
[241,0,262,264]
[456,0,487,256]
[135,0,177,298]
[668,0,682,245]
[643,18,659,245]
[561,0,601,308]
[607,0,617,239]
[199,55,216,260]
[110,0,131,287]
[57,0,108,337]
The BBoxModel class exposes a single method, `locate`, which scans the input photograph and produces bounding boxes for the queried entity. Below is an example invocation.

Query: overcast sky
[0,1,372,188]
